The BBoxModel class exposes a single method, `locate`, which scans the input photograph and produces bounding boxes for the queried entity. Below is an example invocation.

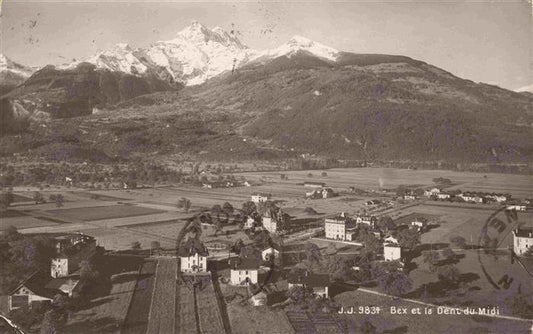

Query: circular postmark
[477,205,532,290]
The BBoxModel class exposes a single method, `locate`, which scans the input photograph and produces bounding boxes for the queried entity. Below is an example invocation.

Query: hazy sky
[1,0,531,90]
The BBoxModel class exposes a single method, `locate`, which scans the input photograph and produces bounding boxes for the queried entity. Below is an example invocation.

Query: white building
[436,193,451,200]
[411,219,427,231]
[261,245,280,261]
[507,204,527,212]
[513,228,533,256]
[356,216,377,229]
[251,193,271,204]
[229,258,260,285]
[384,244,402,261]
[178,238,209,273]
[403,194,417,201]
[324,214,351,240]
[262,216,278,234]
[424,188,441,197]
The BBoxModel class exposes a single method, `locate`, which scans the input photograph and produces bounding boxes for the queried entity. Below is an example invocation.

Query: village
[0,167,532,333]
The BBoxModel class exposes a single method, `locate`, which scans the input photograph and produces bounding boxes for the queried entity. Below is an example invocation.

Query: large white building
[324,214,352,240]
[178,238,209,273]
[513,228,533,256]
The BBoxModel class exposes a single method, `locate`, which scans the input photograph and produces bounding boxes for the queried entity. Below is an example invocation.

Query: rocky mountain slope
[0,23,531,165]
[0,54,34,95]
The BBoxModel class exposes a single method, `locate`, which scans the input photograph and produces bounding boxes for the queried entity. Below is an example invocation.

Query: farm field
[234,167,533,198]
[196,279,226,333]
[45,204,166,221]
[227,303,295,334]
[334,289,531,334]
[409,249,533,309]
[0,210,60,231]
[64,258,140,333]
[177,281,197,334]
[146,258,177,334]
[122,260,157,334]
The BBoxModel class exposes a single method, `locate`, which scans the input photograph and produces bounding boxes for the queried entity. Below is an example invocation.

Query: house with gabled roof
[513,227,533,256]
[7,271,59,311]
[260,244,281,261]
[287,270,330,298]
[178,238,209,273]
[229,258,261,285]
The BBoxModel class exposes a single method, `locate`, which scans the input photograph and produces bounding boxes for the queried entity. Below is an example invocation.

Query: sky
[0,0,531,91]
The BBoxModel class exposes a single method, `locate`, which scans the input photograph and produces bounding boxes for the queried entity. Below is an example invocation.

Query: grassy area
[0,215,59,231]
[146,259,177,334]
[46,204,166,221]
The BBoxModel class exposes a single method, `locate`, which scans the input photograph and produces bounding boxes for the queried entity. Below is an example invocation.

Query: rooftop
[514,227,533,238]
[178,238,209,257]
[229,258,261,270]
[287,271,330,287]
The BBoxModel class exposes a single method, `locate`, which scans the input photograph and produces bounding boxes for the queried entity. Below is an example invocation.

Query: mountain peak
[0,54,33,78]
[251,35,340,63]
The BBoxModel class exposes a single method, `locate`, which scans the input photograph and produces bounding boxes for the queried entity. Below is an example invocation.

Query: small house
[178,238,209,273]
[261,244,281,261]
[513,228,533,255]
[51,233,96,278]
[356,215,377,229]
[7,272,57,311]
[250,291,267,306]
[384,243,402,261]
[287,271,330,298]
[229,258,261,285]
[424,188,441,197]
[252,193,271,204]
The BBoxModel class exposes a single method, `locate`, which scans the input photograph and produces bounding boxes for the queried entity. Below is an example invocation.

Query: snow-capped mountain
[0,54,34,81]
[249,35,340,64]
[60,21,342,86]
[0,54,35,94]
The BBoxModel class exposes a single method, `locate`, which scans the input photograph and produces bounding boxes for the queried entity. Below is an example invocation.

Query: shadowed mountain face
[176,52,532,163]
[1,62,180,120]
[0,48,531,165]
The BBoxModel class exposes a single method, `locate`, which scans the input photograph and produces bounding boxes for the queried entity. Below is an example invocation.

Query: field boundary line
[147,259,160,331]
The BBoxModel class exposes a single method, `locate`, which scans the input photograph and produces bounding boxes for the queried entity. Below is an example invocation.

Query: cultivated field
[146,258,177,334]
[46,204,165,221]
[177,281,197,334]
[227,303,295,334]
[122,260,157,334]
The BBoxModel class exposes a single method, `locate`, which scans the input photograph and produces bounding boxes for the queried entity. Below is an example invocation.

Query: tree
[397,228,420,251]
[422,251,440,270]
[376,271,412,296]
[2,225,22,242]
[307,173,313,178]
[80,260,100,283]
[150,241,161,255]
[0,189,14,211]
[33,191,45,204]
[442,247,456,261]
[222,202,234,216]
[449,236,467,249]
[231,239,245,255]
[326,257,354,282]
[241,201,257,216]
[287,285,313,304]
[437,265,461,285]
[377,216,395,232]
[211,204,222,215]
[131,241,141,250]
[177,197,191,212]
[321,172,328,177]
[51,194,64,208]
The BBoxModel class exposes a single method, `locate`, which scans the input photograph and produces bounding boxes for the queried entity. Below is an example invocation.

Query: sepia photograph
[0,0,532,333]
